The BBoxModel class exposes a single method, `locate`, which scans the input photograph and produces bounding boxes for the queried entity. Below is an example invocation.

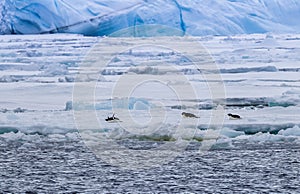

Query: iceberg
[1,0,300,36]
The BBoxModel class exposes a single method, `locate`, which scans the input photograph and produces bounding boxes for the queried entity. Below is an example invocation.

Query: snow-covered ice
[0,33,300,144]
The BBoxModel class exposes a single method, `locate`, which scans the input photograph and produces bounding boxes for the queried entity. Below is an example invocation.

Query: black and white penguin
[182,112,199,118]
[105,113,120,122]
[227,113,241,119]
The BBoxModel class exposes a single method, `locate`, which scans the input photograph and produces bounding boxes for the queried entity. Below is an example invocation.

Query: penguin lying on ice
[105,113,120,122]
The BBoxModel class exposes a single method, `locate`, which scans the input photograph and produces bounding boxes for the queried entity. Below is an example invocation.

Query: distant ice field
[0,33,300,145]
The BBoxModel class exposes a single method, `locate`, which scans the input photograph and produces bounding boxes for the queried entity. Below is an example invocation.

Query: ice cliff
[1,0,300,36]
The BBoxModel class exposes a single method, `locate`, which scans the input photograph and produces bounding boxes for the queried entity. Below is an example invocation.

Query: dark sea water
[0,135,299,193]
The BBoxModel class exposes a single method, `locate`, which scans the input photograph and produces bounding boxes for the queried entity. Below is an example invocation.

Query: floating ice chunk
[0,131,43,142]
[236,132,297,142]
[23,125,75,135]
[47,133,80,142]
[0,131,24,141]
[220,128,245,138]
[211,138,234,150]
[48,134,67,142]
[278,126,300,136]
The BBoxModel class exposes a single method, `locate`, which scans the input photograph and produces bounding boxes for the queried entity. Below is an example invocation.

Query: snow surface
[1,0,300,36]
[0,33,300,145]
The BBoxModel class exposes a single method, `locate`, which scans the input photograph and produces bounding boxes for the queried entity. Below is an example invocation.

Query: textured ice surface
[0,34,300,144]
[1,0,300,36]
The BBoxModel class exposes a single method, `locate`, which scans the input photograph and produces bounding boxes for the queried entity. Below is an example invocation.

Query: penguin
[227,113,241,120]
[181,112,200,118]
[105,113,120,122]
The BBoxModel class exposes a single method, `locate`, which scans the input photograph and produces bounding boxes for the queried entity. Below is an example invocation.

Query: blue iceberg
[1,0,300,36]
